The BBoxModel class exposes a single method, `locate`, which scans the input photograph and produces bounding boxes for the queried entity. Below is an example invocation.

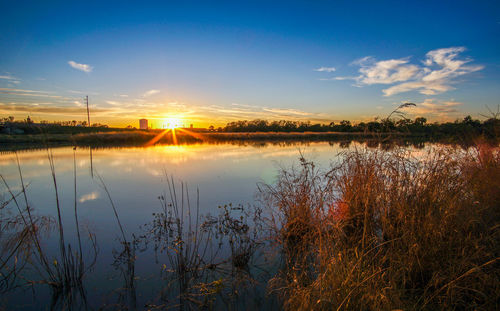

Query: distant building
[139,119,148,130]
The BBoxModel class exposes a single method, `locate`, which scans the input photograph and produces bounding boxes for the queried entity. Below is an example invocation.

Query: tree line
[220,116,499,139]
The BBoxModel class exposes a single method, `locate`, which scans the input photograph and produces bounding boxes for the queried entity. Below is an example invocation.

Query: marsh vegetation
[0,140,499,310]
[261,143,499,310]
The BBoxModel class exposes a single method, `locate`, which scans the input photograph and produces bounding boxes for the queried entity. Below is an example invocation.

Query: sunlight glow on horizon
[161,118,184,129]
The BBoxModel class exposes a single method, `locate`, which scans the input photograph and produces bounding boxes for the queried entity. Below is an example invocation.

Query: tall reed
[261,144,500,310]
[0,150,97,309]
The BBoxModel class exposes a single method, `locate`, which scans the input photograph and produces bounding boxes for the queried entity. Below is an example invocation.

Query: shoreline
[0,130,491,152]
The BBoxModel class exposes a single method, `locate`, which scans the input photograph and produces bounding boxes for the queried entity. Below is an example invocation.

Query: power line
[85,95,90,126]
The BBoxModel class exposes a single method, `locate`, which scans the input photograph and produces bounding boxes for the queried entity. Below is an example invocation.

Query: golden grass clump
[261,144,500,310]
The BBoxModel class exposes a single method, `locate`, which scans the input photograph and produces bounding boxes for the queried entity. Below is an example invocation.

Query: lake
[0,140,431,310]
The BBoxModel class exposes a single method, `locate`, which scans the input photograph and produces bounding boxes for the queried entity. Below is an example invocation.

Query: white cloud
[383,81,451,96]
[263,107,313,116]
[420,47,483,83]
[0,74,21,84]
[68,60,93,73]
[0,88,49,94]
[357,57,419,85]
[198,103,329,122]
[329,47,483,97]
[79,191,99,203]
[143,89,160,97]
[0,75,17,80]
[401,99,463,119]
[319,76,357,81]
[314,66,336,72]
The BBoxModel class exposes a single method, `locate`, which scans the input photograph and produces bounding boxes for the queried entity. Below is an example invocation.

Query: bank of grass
[0,130,458,153]
[260,143,500,310]
[0,130,417,143]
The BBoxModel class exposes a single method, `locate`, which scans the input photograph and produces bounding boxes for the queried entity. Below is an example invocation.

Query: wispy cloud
[0,102,111,115]
[0,88,82,104]
[197,103,330,122]
[314,66,336,72]
[357,57,419,85]
[79,191,99,203]
[67,90,84,94]
[0,88,49,94]
[319,76,359,81]
[0,75,18,80]
[263,107,313,116]
[1,85,333,125]
[401,99,463,119]
[0,74,21,85]
[143,89,160,97]
[68,60,93,73]
[325,47,483,97]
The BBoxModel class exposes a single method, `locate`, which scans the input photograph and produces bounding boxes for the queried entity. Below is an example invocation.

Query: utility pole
[85,95,90,126]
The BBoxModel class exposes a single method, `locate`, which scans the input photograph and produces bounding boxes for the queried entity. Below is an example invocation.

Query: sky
[1,0,499,128]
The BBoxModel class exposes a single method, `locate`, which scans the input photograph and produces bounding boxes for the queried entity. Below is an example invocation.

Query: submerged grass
[260,143,500,310]
[0,150,97,309]
[141,176,269,310]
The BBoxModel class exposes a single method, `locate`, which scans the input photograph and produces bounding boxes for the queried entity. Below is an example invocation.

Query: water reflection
[0,140,440,309]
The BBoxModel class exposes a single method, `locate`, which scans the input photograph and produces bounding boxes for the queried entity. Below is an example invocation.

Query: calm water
[0,141,429,310]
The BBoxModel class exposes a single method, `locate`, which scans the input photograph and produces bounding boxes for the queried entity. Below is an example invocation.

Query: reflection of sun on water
[146,117,206,147]
[157,145,188,154]
[162,118,183,129]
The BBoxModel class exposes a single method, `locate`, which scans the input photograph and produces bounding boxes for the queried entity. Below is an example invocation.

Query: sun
[162,118,183,129]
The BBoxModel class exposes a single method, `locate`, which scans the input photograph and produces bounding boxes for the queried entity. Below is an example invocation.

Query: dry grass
[0,150,98,309]
[260,143,500,310]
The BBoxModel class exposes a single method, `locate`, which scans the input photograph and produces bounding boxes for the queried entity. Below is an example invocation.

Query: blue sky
[1,0,499,127]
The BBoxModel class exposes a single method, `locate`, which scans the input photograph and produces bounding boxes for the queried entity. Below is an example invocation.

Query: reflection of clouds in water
[406,143,464,162]
[147,168,162,177]
[0,158,15,166]
[0,169,46,180]
[261,149,303,159]
[168,157,188,165]
[110,160,124,167]
[0,142,437,187]
[1,185,22,195]
[259,169,278,185]
[79,191,100,203]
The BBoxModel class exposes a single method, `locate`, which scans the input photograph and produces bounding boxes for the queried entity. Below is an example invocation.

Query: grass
[0,150,97,309]
[259,143,500,310]
[142,177,268,310]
